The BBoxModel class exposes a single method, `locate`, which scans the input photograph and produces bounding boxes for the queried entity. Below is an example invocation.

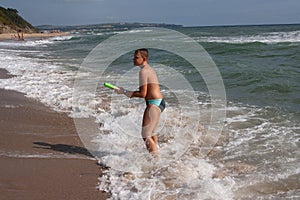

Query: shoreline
[0,32,70,41]
[0,68,108,200]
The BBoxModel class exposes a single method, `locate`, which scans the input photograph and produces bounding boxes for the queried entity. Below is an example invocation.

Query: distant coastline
[35,22,300,31]
[33,22,300,36]
[182,22,300,28]
[36,22,183,32]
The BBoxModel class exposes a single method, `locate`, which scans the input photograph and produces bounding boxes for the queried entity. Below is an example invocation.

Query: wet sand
[0,68,108,200]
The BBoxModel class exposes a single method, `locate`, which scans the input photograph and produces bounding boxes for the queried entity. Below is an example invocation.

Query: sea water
[0,24,299,199]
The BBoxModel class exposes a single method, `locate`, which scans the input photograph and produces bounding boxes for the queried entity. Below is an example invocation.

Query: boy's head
[133,48,148,66]
[135,48,148,59]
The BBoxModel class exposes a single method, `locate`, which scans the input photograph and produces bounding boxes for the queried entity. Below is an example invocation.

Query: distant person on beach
[115,48,165,156]
[17,30,24,41]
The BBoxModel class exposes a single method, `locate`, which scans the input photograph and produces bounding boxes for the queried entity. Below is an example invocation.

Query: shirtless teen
[115,48,165,156]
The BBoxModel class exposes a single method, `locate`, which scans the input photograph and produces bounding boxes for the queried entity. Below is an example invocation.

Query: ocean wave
[49,35,74,41]
[0,52,77,112]
[0,39,54,47]
[0,35,74,47]
[195,30,300,44]
[79,29,154,37]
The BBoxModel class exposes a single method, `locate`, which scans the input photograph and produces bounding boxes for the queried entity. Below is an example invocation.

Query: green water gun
[104,82,119,90]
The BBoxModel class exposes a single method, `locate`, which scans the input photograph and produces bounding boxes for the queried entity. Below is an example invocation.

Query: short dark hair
[135,48,148,59]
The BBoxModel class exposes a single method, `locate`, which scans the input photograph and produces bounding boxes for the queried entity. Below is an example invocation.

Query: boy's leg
[152,134,158,145]
[142,105,161,154]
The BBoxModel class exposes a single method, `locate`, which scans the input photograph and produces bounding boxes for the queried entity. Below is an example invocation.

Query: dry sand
[0,32,69,41]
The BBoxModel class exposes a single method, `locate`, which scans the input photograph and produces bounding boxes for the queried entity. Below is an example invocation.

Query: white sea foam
[0,50,79,112]
[0,35,73,48]
[0,151,93,160]
[0,104,22,108]
[0,39,54,47]
[49,35,74,41]
[91,99,236,199]
[99,158,235,200]
[195,30,300,44]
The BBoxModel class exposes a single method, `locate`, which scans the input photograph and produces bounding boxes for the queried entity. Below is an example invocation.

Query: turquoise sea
[0,24,299,199]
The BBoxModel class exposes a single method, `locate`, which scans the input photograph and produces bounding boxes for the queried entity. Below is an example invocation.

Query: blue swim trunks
[146,98,166,112]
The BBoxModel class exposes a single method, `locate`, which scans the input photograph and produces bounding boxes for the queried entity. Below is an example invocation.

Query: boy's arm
[130,70,147,98]
[115,70,147,98]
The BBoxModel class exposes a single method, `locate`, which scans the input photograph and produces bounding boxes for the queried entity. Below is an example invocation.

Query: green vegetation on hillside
[0,6,38,33]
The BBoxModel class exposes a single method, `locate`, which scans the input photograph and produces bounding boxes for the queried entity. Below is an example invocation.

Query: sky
[1,0,300,27]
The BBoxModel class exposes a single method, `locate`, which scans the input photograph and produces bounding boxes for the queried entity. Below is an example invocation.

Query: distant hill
[37,22,182,32]
[0,6,38,33]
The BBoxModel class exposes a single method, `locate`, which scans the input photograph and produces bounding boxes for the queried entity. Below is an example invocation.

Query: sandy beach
[0,68,108,200]
[0,32,69,41]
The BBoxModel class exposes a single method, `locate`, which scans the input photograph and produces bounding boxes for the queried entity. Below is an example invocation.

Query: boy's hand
[115,87,124,94]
